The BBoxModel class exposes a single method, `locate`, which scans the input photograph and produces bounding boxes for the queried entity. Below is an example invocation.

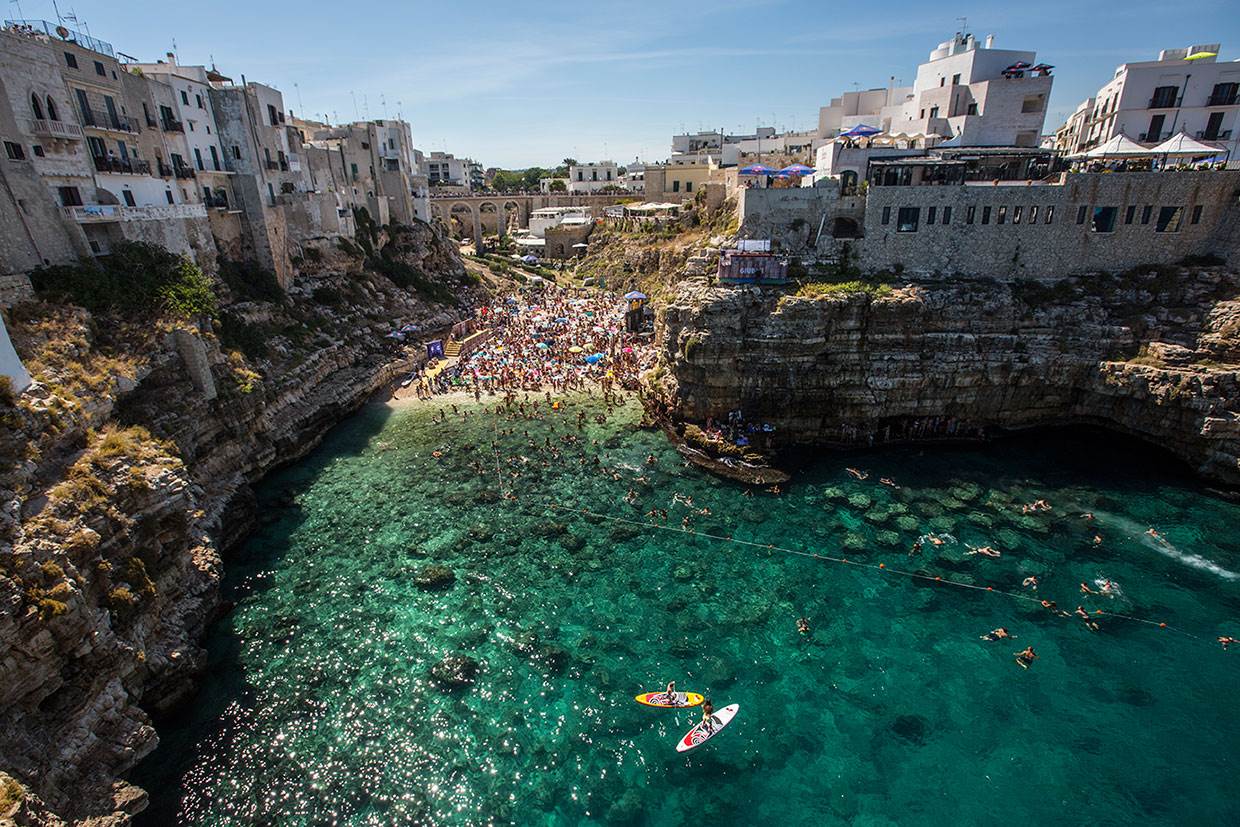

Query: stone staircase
[444,340,462,358]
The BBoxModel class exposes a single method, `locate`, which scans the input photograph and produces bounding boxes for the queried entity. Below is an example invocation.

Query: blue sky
[16,0,1240,168]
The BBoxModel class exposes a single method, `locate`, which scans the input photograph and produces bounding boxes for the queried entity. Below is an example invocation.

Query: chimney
[166,51,177,65]
[985,34,995,49]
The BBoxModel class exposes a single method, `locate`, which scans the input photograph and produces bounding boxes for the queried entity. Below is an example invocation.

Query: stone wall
[658,270,1240,485]
[859,171,1240,279]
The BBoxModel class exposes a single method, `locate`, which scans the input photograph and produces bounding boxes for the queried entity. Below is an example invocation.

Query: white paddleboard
[675,703,739,752]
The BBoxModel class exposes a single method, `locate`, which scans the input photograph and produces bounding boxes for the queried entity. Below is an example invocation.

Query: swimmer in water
[981,627,1014,641]
[880,477,898,488]
[1015,646,1038,669]
[1146,527,1161,539]
[929,535,945,547]
[1093,534,1104,546]
[1022,576,1039,590]
[1219,636,1237,651]
[1080,582,1097,595]
[909,540,923,558]
[1075,606,1101,631]
[968,545,1001,558]
[846,467,868,481]
[1081,512,1094,521]
[797,617,811,635]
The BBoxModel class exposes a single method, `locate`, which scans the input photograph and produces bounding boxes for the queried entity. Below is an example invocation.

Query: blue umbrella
[623,290,648,300]
[779,164,815,175]
[739,164,776,175]
[840,124,881,137]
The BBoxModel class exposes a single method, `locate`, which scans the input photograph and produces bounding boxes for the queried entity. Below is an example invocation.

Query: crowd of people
[405,285,656,401]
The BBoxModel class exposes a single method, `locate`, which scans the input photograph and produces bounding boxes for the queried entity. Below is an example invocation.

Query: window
[206,125,211,134]
[64,51,78,69]
[210,146,220,170]
[919,109,926,119]
[981,206,991,225]
[1021,95,1045,114]
[1146,114,1165,141]
[1141,205,1153,225]
[896,207,920,232]
[940,77,946,87]
[686,181,693,192]
[361,141,369,150]
[672,180,680,192]
[927,206,937,225]
[188,121,195,132]
[32,145,44,157]
[165,190,174,204]
[1191,205,1203,224]
[202,186,211,200]
[966,102,978,115]
[196,94,204,109]
[1092,206,1117,233]
[1155,206,1183,233]
[929,106,939,119]
[194,148,204,170]
[46,96,57,120]
[181,90,189,105]
[94,60,105,76]
[1029,206,1039,223]
[881,206,891,225]
[4,141,26,160]
[1013,206,1024,225]
[30,94,44,120]
[233,145,242,159]
[268,104,278,125]
[1150,85,1178,108]
[57,185,82,206]
[1044,206,1054,224]
[942,206,952,225]
[951,73,961,85]
[1076,205,1088,225]
[966,205,975,224]
[997,206,1008,225]
[577,171,583,181]
[591,169,598,181]
[122,190,136,207]
[1124,205,1136,225]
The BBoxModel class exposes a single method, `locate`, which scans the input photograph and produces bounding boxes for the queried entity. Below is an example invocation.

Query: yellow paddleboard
[634,691,705,708]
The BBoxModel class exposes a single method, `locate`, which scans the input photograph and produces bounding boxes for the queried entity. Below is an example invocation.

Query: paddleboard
[634,691,705,708]
[676,703,739,752]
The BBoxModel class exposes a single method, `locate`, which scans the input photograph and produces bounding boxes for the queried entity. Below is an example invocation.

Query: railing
[203,195,230,209]
[1196,129,1232,141]
[161,118,183,132]
[1206,93,1238,107]
[92,155,152,175]
[157,160,173,177]
[278,159,289,171]
[62,203,207,223]
[287,155,302,172]
[174,165,196,179]
[1139,130,1172,142]
[27,118,83,140]
[265,160,279,171]
[3,19,115,57]
[1148,95,1181,109]
[81,109,138,132]
[145,113,158,128]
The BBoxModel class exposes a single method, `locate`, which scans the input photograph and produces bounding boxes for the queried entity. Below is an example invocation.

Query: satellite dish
[55,25,70,39]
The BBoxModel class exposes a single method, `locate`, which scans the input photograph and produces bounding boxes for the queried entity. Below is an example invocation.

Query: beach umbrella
[779,164,815,175]
[623,290,648,301]
[584,353,604,364]
[569,346,583,353]
[739,164,777,175]
[535,342,549,350]
[840,124,881,137]
[623,346,633,353]
[1184,51,1217,61]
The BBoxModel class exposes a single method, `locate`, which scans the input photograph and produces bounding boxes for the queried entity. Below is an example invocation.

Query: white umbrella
[1148,132,1224,156]
[1074,133,1155,159]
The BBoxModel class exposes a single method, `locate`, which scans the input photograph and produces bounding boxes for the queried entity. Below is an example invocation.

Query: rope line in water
[539,502,1214,645]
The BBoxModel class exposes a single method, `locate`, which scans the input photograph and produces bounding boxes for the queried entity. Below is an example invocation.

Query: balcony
[1196,129,1232,141]
[27,118,84,140]
[1139,130,1172,142]
[145,113,158,128]
[1147,96,1181,110]
[278,159,289,172]
[1206,93,1238,107]
[161,118,184,133]
[92,155,152,175]
[81,109,138,133]
[173,164,196,179]
[203,194,231,209]
[264,160,279,171]
[62,203,207,223]
[157,160,173,177]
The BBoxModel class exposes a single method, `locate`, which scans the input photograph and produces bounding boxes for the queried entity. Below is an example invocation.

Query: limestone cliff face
[658,269,1240,485]
[0,221,481,825]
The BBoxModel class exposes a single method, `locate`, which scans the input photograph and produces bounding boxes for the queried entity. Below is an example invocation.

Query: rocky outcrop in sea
[656,267,1240,485]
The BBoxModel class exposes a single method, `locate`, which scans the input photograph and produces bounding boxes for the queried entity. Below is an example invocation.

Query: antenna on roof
[10,1,27,22]
[956,16,967,33]
[351,91,359,120]
[294,82,305,116]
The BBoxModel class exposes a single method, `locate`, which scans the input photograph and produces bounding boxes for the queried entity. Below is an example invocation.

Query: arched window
[46,96,58,121]
[30,94,44,120]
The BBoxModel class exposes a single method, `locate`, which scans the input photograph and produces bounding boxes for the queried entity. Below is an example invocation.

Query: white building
[567,161,619,192]
[425,151,470,188]
[1073,44,1238,158]
[886,32,1052,147]
[1053,97,1095,154]
[528,206,590,238]
[817,84,912,139]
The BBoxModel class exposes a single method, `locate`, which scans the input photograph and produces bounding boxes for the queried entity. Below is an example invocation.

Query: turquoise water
[136,395,1240,826]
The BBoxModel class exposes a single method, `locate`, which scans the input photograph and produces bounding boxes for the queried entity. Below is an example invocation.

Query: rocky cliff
[0,221,485,825]
[657,268,1240,485]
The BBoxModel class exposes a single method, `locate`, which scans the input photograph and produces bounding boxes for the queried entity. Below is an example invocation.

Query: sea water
[135,396,1240,826]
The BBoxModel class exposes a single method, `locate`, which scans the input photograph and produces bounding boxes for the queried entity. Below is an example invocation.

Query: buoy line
[536,502,1225,647]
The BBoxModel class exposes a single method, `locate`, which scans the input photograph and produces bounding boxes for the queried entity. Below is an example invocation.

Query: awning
[1148,132,1225,156]
[1074,133,1155,158]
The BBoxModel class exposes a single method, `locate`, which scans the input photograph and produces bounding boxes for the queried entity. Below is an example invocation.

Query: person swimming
[981,627,1014,641]
[967,545,1001,558]
[1219,636,1237,651]
[1015,646,1038,669]
[845,468,868,480]
[1022,576,1039,590]
[797,617,811,635]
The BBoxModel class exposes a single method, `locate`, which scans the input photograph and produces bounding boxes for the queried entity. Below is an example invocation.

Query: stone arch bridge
[428,192,634,244]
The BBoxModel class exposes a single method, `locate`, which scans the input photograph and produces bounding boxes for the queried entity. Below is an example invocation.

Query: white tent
[1148,132,1225,156]
[1074,133,1154,158]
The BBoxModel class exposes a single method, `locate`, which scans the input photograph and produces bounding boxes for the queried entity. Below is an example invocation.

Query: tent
[839,124,881,138]
[779,164,815,175]
[1148,132,1225,156]
[1074,133,1154,158]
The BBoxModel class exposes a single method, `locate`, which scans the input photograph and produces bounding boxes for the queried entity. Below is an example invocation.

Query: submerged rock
[414,565,456,591]
[430,655,479,689]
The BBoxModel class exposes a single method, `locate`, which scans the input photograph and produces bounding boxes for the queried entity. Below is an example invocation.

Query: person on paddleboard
[701,699,719,734]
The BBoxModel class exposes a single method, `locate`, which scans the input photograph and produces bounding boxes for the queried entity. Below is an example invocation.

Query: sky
[11,0,1240,168]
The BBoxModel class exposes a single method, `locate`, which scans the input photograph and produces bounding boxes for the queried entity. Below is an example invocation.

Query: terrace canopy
[1074,133,1154,158]
[1148,132,1225,156]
